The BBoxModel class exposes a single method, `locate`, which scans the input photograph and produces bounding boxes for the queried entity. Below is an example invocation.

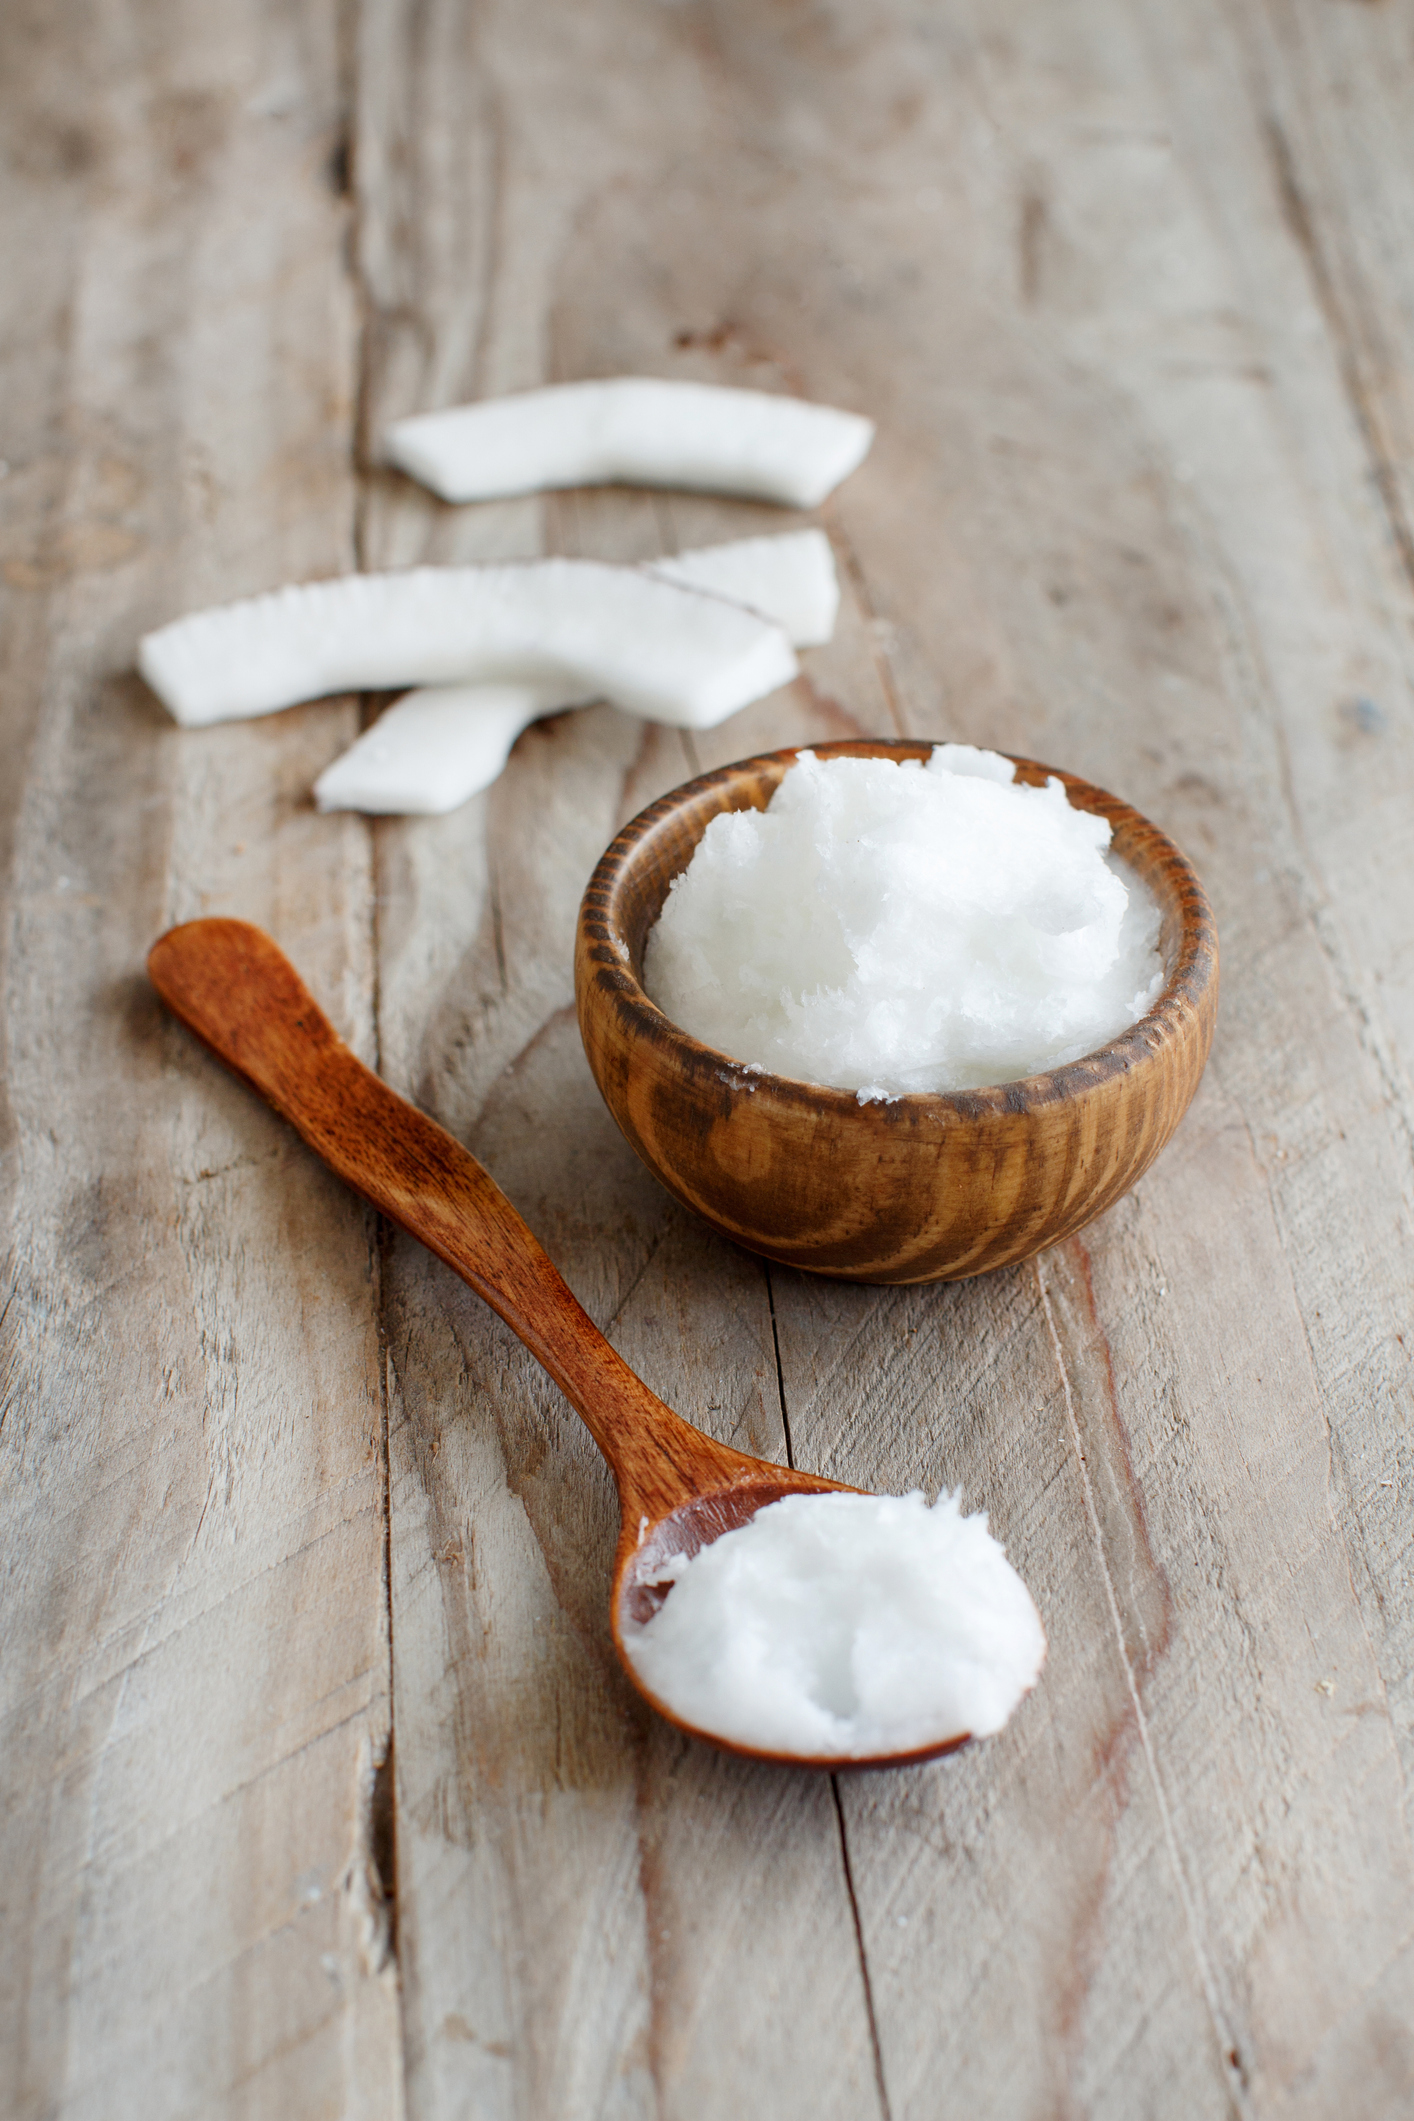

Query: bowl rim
[577,737,1218,1122]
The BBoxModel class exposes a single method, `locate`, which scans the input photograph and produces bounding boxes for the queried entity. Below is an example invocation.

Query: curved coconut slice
[652,528,838,648]
[312,532,839,817]
[384,379,874,509]
[314,681,581,815]
[138,559,797,731]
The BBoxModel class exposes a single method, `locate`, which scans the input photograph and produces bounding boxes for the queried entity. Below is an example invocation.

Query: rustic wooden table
[6,2,1414,2116]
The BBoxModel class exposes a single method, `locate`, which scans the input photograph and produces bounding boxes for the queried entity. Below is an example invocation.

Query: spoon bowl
[576,739,1219,1285]
[148,918,974,1770]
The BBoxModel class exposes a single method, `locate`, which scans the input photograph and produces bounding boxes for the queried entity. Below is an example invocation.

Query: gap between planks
[1034,1261,1250,2119]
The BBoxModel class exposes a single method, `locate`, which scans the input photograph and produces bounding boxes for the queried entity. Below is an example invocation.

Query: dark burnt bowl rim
[577,738,1219,1123]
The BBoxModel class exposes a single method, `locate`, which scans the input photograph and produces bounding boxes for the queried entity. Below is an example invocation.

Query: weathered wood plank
[0,5,402,2116]
[1150,0,1414,1780]
[352,2,894,2113]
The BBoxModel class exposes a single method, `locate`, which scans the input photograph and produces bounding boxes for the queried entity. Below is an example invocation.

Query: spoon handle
[148,918,721,1506]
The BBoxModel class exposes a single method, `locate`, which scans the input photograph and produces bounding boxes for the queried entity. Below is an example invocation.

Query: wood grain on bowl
[575,740,1218,1285]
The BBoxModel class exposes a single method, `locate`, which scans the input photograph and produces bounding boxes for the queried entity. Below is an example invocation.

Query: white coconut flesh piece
[313,681,582,816]
[137,558,798,731]
[384,379,875,509]
[311,532,840,817]
[652,528,838,648]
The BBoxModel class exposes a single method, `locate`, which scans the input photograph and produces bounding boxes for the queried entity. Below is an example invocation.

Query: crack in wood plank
[829,1776,894,2121]
[1261,110,1414,604]
[1035,1260,1252,2118]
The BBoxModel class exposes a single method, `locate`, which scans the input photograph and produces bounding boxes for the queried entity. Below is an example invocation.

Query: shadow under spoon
[147,917,970,1771]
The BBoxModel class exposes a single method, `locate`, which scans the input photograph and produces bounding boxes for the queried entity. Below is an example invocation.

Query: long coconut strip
[384,379,874,509]
[137,558,797,730]
[312,531,840,817]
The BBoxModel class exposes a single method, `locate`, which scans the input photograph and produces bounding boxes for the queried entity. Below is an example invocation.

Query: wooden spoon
[148,918,968,1771]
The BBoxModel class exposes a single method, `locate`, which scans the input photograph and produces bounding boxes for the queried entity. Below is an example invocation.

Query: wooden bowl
[574,740,1218,1286]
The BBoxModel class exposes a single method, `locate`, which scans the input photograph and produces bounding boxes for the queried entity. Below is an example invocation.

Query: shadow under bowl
[574,740,1218,1286]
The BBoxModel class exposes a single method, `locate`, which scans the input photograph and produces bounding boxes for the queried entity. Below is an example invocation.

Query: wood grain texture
[352,1,894,2103]
[0,6,402,2118]
[5,0,1414,2115]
